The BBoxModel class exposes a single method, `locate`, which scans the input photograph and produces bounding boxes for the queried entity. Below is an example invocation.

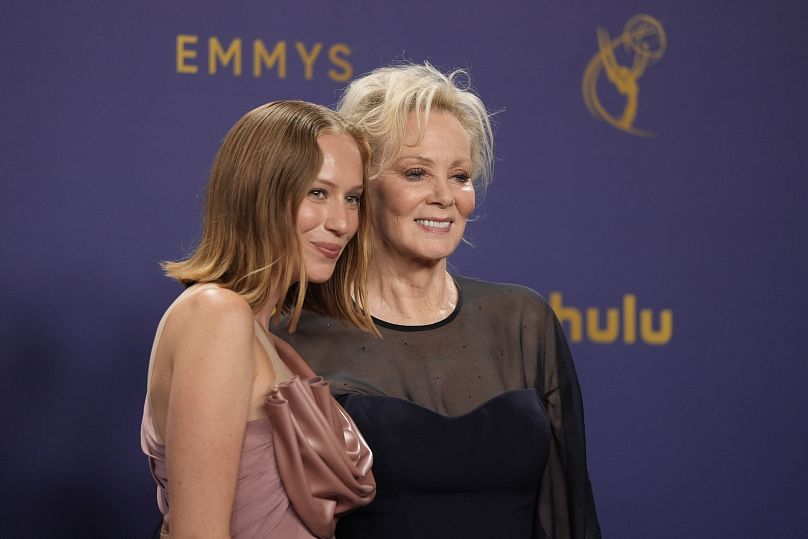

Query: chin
[410,251,455,264]
[305,265,338,284]
[411,243,461,262]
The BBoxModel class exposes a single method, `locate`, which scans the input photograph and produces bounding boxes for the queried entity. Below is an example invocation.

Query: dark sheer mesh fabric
[274,275,601,538]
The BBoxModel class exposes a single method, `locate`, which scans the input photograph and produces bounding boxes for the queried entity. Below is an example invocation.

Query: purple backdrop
[2,1,807,537]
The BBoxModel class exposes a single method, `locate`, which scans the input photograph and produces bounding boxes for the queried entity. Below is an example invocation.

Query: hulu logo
[550,292,673,345]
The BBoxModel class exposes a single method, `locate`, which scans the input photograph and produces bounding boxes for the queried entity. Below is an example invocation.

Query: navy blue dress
[277,276,601,538]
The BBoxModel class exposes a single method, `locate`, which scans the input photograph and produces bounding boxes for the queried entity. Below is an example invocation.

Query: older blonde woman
[279,65,601,539]
[141,101,376,538]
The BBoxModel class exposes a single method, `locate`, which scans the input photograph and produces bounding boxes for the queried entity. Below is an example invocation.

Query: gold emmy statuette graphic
[582,14,667,136]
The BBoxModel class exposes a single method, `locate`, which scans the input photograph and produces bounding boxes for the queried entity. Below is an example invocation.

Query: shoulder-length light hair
[337,62,494,189]
[162,100,375,333]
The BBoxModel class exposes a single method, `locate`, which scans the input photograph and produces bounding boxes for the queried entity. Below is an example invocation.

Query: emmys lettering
[550,292,673,345]
[582,14,667,137]
[176,34,353,82]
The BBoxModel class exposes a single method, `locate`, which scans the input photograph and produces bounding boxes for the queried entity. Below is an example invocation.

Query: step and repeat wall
[2,1,806,537]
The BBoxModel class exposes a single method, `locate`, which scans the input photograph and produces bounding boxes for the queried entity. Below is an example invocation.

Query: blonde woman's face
[371,111,475,265]
[296,133,365,283]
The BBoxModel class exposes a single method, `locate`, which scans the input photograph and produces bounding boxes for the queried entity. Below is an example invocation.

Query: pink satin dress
[140,285,317,538]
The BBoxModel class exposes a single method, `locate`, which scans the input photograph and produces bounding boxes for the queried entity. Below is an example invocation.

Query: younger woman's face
[297,132,365,282]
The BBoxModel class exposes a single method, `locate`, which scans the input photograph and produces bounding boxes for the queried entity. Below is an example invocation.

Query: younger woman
[141,101,376,538]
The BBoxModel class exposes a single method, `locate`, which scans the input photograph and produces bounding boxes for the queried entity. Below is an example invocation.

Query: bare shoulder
[173,285,252,325]
[162,285,255,363]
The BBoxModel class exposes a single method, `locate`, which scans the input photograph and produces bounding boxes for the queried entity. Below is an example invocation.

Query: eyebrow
[396,155,471,168]
[314,178,363,191]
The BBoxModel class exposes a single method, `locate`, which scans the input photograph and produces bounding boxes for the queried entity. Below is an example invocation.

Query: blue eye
[308,189,326,199]
[452,172,471,184]
[404,168,426,181]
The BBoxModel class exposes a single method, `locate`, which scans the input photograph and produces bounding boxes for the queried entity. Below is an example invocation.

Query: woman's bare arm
[163,288,257,538]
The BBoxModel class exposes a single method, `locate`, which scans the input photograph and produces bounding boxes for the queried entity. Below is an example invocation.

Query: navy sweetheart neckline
[339,388,543,421]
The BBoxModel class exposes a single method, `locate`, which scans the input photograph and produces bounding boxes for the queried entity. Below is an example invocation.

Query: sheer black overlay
[275,275,601,538]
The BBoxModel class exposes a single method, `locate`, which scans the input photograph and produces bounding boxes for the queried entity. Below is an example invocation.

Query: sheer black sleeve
[524,300,601,539]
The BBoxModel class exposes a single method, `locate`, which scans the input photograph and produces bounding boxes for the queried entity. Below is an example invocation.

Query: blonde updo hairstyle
[337,62,494,189]
[162,100,375,333]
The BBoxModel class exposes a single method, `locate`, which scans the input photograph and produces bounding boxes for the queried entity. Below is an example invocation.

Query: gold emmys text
[176,34,353,81]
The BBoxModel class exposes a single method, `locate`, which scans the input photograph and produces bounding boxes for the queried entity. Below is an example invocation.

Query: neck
[367,254,457,326]
[254,290,281,329]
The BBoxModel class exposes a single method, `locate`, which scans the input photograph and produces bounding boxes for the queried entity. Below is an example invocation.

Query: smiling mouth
[312,242,342,259]
[414,219,452,231]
